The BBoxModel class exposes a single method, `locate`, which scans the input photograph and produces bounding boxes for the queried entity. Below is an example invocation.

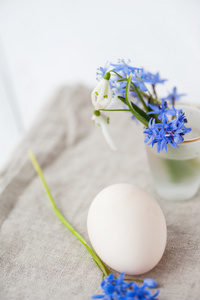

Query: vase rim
[183,136,200,144]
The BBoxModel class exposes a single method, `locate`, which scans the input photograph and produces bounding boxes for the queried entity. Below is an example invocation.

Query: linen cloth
[0,85,200,300]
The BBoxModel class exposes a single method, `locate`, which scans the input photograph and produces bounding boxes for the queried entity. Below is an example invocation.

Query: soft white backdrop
[0,0,200,168]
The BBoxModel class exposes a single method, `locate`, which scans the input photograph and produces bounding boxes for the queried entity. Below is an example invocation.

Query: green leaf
[117,96,127,106]
[118,97,150,123]
[131,83,148,112]
[125,75,149,127]
[131,102,151,123]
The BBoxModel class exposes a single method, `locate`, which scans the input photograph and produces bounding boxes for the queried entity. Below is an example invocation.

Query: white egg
[87,183,167,275]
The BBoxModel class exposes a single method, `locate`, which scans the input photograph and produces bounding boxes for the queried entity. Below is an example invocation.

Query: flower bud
[91,79,112,110]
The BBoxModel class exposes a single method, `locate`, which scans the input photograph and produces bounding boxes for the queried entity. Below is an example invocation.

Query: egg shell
[87,183,167,275]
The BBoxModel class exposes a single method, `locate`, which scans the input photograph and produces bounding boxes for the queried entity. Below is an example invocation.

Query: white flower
[91,79,112,110]
[91,113,117,151]
[106,96,124,109]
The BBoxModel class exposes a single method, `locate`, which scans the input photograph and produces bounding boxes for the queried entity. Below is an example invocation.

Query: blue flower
[122,282,160,300]
[92,274,116,299]
[144,118,159,144]
[112,80,137,99]
[162,87,186,103]
[112,81,127,97]
[96,61,110,81]
[147,100,176,120]
[111,59,142,77]
[92,273,160,300]
[144,111,191,153]
[131,69,147,92]
[143,72,167,85]
[143,279,158,289]
[175,109,189,125]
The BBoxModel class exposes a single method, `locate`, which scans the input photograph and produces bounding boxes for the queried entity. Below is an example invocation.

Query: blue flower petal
[143,278,158,288]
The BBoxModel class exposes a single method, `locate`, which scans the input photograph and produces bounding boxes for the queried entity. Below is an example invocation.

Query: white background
[0,0,200,168]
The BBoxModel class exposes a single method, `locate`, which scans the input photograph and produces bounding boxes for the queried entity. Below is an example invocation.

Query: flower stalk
[28,151,110,277]
[100,109,131,112]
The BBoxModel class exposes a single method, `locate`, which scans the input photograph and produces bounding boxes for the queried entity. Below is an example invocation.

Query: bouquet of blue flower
[91,60,191,153]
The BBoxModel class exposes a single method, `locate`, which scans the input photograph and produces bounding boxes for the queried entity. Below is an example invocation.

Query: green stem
[116,78,161,105]
[125,278,143,283]
[141,91,161,105]
[144,83,153,98]
[114,77,148,112]
[100,109,130,112]
[152,84,158,100]
[109,70,122,78]
[125,75,149,127]
[130,82,148,112]
[28,151,110,277]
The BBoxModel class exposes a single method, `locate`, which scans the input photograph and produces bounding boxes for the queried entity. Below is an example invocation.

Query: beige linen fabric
[0,85,200,300]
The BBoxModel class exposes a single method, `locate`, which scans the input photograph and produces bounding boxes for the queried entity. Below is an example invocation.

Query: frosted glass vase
[146,104,200,201]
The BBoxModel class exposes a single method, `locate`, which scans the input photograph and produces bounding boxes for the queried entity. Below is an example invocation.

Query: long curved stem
[125,75,149,127]
[28,151,110,277]
[100,109,131,112]
[109,70,122,78]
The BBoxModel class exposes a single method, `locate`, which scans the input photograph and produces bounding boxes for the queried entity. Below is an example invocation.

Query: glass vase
[146,104,200,201]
